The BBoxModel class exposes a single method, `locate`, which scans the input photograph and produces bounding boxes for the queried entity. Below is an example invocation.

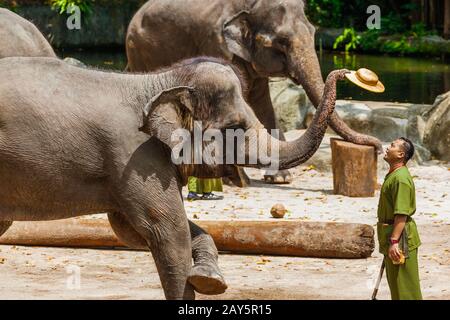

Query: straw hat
[345,68,385,93]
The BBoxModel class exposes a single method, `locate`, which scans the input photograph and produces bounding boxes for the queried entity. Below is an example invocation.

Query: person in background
[377,137,422,300]
[187,177,224,201]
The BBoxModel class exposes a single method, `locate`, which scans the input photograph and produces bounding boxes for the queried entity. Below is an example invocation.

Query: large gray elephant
[0,8,56,58]
[0,8,220,296]
[0,56,350,299]
[126,0,382,184]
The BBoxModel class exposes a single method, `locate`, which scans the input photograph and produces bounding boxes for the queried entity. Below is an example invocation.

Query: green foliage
[306,0,343,28]
[49,0,92,15]
[0,1,18,11]
[333,28,361,52]
[380,12,407,34]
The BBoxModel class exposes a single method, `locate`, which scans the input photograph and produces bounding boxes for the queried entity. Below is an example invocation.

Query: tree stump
[331,138,377,197]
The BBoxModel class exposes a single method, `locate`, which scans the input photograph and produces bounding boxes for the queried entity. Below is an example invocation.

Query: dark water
[59,49,450,105]
[319,52,450,105]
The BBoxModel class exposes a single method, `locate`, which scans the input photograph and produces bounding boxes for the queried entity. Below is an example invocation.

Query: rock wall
[423,92,450,161]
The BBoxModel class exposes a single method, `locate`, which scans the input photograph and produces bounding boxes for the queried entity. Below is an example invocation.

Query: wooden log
[0,219,123,248]
[198,220,374,258]
[0,219,375,259]
[331,138,377,198]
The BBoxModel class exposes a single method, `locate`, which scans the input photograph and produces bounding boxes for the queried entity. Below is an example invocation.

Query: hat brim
[345,71,385,93]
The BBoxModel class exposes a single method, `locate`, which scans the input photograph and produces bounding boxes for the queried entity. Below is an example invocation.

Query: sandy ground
[0,158,448,300]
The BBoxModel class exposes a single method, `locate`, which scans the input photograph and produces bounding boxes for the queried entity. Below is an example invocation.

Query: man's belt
[378,221,409,259]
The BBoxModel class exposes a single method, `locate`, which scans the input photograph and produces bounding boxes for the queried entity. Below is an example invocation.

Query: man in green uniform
[377,137,422,300]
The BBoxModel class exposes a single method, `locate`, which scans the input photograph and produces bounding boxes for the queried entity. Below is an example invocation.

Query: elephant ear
[139,86,195,148]
[223,10,252,62]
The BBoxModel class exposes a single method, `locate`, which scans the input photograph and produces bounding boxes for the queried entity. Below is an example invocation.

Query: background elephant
[126,0,382,184]
[0,8,84,67]
[0,8,56,58]
[0,56,348,299]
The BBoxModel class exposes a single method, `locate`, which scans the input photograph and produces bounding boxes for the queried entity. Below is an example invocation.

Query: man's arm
[388,214,407,261]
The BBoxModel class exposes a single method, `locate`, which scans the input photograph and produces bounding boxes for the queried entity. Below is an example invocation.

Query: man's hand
[388,243,401,262]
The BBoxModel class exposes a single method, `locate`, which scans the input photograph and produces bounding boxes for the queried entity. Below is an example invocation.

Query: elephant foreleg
[248,77,292,184]
[0,221,12,237]
[115,203,194,300]
[108,213,227,295]
[187,221,227,295]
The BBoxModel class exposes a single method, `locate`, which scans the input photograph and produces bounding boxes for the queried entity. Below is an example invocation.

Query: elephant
[0,8,56,58]
[0,55,351,299]
[126,0,382,184]
[0,8,219,296]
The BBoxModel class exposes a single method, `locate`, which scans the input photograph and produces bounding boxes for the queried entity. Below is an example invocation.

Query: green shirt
[377,166,421,255]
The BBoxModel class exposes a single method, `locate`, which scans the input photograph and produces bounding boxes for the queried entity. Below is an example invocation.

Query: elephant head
[139,59,349,179]
[223,0,325,107]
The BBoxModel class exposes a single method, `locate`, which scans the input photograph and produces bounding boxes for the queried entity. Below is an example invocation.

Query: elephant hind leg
[0,221,12,237]
[108,212,148,250]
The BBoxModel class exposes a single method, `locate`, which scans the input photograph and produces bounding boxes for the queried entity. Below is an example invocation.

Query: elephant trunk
[248,70,348,170]
[288,40,383,152]
[287,40,325,108]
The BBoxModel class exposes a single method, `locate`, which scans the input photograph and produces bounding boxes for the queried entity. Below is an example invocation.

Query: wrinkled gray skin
[0,56,347,299]
[0,8,56,58]
[0,8,219,296]
[126,0,382,184]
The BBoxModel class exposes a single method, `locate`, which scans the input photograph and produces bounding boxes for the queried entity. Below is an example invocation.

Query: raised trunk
[288,42,383,152]
[250,70,346,171]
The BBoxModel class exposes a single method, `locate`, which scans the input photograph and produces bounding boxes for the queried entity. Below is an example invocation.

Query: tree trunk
[429,0,437,29]
[0,219,375,259]
[331,138,378,197]
[444,0,450,39]
[411,0,423,24]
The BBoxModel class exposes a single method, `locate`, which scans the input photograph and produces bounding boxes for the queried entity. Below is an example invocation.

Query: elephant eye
[275,37,290,49]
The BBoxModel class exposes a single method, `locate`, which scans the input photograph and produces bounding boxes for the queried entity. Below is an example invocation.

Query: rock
[269,78,311,131]
[314,27,345,50]
[305,101,377,137]
[414,35,450,55]
[270,204,287,219]
[423,92,450,161]
[63,57,86,68]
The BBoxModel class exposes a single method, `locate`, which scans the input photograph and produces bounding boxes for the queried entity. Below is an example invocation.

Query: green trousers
[385,249,423,300]
[188,177,223,194]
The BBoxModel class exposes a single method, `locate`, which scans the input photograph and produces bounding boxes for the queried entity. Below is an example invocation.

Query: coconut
[270,203,287,219]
